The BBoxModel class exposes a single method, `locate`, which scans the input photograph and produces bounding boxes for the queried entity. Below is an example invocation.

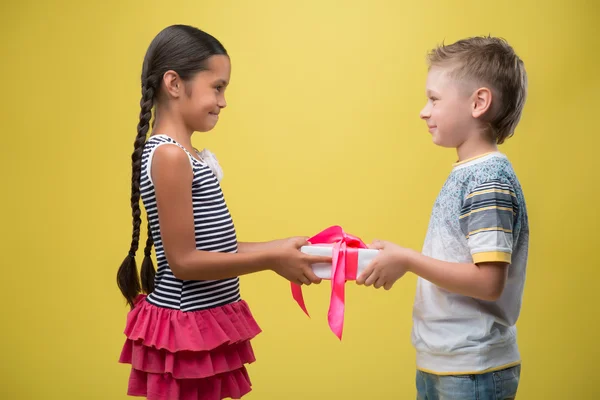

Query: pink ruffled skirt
[119,295,262,400]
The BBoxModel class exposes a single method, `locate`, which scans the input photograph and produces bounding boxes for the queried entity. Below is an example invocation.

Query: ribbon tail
[327,242,346,340]
[291,282,310,317]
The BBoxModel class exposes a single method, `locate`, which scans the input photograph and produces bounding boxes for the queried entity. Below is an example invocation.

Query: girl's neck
[152,114,194,150]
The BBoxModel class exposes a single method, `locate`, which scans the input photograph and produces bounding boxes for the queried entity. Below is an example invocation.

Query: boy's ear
[472,87,493,119]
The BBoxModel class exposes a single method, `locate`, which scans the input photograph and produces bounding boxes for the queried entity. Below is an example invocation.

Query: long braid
[141,222,156,294]
[116,82,155,308]
[141,81,157,295]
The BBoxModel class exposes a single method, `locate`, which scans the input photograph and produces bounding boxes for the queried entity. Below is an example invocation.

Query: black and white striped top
[141,134,241,311]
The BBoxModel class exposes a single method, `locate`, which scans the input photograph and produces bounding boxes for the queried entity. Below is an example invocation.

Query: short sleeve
[459,180,517,264]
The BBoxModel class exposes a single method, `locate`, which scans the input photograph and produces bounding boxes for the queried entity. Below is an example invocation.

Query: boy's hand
[356,240,411,290]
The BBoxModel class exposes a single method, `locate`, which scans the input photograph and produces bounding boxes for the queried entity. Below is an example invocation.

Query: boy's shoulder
[453,153,518,193]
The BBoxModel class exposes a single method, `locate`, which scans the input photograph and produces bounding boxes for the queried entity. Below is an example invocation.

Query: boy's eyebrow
[426,89,439,97]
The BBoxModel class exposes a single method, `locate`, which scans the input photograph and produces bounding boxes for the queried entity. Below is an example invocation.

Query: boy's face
[419,66,474,148]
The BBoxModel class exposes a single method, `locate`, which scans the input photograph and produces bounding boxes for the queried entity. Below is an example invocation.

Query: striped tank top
[140,134,241,311]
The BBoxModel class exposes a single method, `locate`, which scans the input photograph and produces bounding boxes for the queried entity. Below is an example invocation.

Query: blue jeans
[416,365,521,400]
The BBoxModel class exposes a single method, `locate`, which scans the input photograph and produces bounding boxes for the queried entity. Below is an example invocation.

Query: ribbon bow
[291,225,367,340]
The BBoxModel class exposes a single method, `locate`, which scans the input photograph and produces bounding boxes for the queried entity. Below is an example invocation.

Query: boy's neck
[456,136,498,163]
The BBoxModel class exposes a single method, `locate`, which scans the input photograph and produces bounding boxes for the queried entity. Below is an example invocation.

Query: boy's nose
[419,106,430,120]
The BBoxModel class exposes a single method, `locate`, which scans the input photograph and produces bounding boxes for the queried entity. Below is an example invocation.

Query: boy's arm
[356,241,508,301]
[358,179,516,301]
[408,252,508,301]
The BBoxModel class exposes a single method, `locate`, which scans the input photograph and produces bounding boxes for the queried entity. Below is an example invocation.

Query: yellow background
[1,0,598,399]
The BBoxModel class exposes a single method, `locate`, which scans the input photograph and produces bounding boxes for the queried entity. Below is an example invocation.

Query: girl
[117,25,330,400]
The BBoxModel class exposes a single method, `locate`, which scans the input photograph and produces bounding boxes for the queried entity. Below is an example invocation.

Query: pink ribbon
[291,225,367,340]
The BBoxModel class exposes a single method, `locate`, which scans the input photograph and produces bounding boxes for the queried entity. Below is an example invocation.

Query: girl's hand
[269,237,331,285]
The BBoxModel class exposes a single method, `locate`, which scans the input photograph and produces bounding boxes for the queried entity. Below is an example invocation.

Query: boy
[357,36,529,399]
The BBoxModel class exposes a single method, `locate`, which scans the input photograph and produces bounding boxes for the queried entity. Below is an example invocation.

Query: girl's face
[180,55,231,132]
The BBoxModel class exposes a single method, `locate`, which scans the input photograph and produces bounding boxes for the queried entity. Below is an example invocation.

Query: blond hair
[427,36,527,144]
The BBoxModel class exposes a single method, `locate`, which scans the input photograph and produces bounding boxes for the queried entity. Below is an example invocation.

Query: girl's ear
[162,70,183,98]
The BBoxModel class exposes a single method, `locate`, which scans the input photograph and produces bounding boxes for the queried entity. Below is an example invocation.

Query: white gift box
[300,245,379,279]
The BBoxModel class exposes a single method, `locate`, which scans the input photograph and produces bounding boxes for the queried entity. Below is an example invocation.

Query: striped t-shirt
[411,152,529,374]
[140,134,241,312]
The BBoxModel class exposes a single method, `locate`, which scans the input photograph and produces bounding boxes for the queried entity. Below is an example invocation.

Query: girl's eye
[216,86,223,92]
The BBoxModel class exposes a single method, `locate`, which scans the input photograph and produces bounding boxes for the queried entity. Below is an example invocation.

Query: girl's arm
[237,239,289,253]
[152,144,329,284]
